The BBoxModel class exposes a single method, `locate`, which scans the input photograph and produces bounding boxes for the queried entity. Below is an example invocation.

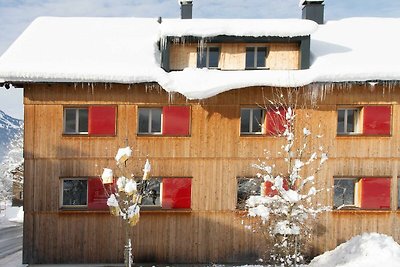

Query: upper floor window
[241,108,265,134]
[337,108,360,134]
[138,106,190,136]
[197,47,220,68]
[246,47,268,69]
[138,108,162,134]
[64,108,88,134]
[63,106,116,136]
[337,106,391,136]
[333,177,390,210]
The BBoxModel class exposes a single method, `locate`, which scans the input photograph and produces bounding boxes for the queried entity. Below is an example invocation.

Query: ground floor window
[334,177,390,210]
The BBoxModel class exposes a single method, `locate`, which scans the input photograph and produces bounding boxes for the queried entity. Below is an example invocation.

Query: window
[333,177,390,210]
[337,108,360,134]
[237,177,262,209]
[138,108,162,134]
[241,108,265,134]
[337,106,391,135]
[61,179,88,208]
[141,179,161,207]
[138,106,190,136]
[63,106,116,135]
[246,47,268,69]
[64,108,88,134]
[197,47,220,68]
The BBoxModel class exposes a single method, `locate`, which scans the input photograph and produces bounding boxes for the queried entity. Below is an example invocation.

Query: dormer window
[246,47,268,69]
[197,47,220,68]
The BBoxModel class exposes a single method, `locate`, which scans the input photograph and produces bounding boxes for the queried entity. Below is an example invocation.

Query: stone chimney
[301,0,324,24]
[179,0,193,19]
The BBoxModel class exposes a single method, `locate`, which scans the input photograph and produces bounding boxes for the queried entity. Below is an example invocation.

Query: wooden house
[1,0,400,264]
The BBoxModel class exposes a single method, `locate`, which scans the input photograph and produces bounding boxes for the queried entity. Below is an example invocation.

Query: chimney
[301,0,324,24]
[179,0,193,19]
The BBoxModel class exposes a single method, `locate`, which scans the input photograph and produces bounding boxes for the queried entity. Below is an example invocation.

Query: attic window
[246,47,268,69]
[197,47,220,68]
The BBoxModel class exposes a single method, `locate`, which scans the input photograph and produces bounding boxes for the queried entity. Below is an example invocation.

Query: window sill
[137,134,191,138]
[332,209,391,214]
[62,134,116,138]
[59,208,192,214]
[245,67,270,70]
[336,134,391,138]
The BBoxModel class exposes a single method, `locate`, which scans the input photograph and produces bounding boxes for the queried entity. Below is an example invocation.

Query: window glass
[256,47,267,68]
[347,109,355,133]
[337,110,345,133]
[62,179,88,207]
[141,179,161,206]
[196,48,207,68]
[138,108,150,133]
[208,47,220,68]
[252,109,263,133]
[78,109,88,133]
[65,109,77,133]
[151,108,162,133]
[240,109,250,133]
[237,178,262,209]
[334,179,355,208]
[245,47,255,68]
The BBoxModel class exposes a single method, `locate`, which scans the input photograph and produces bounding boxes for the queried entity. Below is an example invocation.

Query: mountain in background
[0,110,23,162]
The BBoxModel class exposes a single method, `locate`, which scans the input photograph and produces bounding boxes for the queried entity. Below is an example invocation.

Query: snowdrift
[309,232,400,267]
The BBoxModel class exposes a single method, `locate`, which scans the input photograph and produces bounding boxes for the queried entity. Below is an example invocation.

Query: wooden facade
[23,82,400,264]
[169,42,300,70]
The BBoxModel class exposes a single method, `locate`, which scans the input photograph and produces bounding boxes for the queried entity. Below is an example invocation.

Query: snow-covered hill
[0,110,22,162]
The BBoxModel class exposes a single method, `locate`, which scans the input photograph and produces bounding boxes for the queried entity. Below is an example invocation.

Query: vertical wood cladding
[169,43,300,70]
[24,83,400,264]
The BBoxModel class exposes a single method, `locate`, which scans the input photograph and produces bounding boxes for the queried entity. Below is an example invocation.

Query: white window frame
[138,108,163,135]
[337,108,361,135]
[197,46,220,69]
[60,178,88,209]
[245,46,268,69]
[63,108,88,134]
[240,108,265,135]
[140,178,162,209]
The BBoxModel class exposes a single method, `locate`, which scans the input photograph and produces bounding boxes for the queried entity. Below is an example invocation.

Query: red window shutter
[363,106,391,135]
[162,106,190,136]
[88,178,111,210]
[88,106,116,135]
[266,107,286,135]
[162,178,192,209]
[264,179,289,197]
[360,178,390,210]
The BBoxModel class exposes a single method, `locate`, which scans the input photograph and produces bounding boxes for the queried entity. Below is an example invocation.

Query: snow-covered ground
[0,201,23,228]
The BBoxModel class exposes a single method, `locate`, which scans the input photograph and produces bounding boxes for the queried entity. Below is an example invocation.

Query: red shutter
[264,179,289,197]
[363,106,391,135]
[88,106,116,135]
[88,178,111,210]
[162,178,192,209]
[360,178,390,210]
[162,106,190,136]
[266,107,286,135]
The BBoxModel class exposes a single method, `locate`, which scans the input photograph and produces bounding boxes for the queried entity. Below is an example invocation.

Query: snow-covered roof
[160,18,318,38]
[0,17,400,100]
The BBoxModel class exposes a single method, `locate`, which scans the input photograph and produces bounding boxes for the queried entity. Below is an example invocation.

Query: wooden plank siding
[169,43,300,70]
[23,83,400,264]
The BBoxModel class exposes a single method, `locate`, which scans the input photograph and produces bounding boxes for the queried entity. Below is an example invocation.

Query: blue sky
[1,0,400,119]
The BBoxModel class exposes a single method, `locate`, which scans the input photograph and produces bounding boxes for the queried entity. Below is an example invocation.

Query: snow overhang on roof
[160,18,318,38]
[0,17,400,100]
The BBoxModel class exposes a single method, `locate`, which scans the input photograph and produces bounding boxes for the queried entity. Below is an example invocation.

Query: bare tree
[246,88,330,266]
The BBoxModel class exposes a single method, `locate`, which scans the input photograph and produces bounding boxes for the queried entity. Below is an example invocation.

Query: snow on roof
[0,17,400,100]
[160,18,318,38]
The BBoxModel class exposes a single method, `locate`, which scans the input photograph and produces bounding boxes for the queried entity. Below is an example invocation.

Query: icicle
[74,83,77,90]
